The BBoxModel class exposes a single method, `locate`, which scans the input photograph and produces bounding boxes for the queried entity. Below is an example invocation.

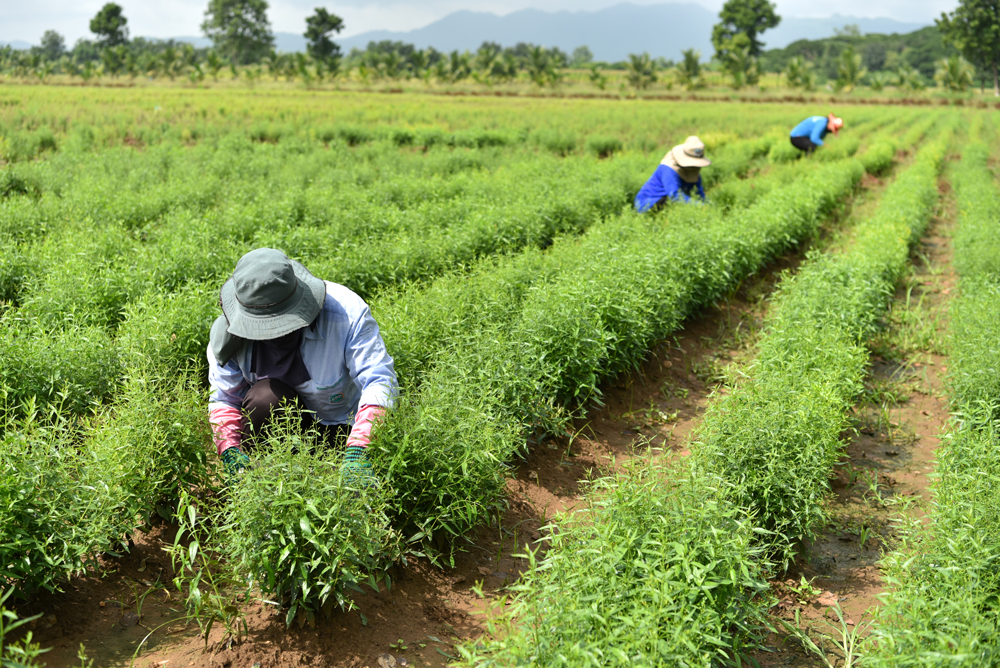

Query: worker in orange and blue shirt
[790,114,843,154]
[634,136,711,212]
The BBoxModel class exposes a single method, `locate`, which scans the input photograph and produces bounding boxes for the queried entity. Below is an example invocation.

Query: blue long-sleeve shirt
[634,165,705,212]
[790,116,830,146]
[208,281,397,425]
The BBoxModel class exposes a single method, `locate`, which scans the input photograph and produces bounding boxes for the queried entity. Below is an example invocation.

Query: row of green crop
[0,122,838,418]
[0,116,830,600]
[223,150,869,623]
[454,124,949,665]
[0,85,895,160]
[865,121,1000,665]
[0,107,898,605]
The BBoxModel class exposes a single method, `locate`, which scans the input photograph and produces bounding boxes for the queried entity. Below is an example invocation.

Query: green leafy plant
[220,412,402,626]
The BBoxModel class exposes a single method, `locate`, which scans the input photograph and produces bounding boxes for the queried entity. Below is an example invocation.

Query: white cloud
[3,0,958,46]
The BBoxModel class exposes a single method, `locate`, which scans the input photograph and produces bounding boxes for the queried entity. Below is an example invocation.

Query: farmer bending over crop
[207,248,397,485]
[790,114,843,154]
[634,136,711,212]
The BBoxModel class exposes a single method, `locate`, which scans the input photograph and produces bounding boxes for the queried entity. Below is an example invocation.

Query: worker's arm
[344,305,397,448]
[696,176,706,201]
[340,306,396,487]
[809,118,826,146]
[207,346,249,455]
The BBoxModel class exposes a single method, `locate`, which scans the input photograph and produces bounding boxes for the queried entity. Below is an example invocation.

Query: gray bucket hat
[219,248,326,341]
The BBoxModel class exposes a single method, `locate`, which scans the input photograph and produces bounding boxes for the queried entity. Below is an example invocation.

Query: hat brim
[220,260,326,340]
[672,146,711,168]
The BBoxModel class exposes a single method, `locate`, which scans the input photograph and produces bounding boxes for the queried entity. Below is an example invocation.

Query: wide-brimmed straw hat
[219,248,326,341]
[671,136,711,168]
[828,114,844,134]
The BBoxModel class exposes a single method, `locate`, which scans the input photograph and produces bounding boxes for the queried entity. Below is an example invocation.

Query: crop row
[866,120,1000,664]
[205,117,915,623]
[0,121,832,420]
[0,85,897,159]
[0,115,839,600]
[226,148,870,622]
[456,124,949,664]
[0,108,897,604]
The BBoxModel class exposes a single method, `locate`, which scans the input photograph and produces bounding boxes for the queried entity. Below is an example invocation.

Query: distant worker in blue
[634,136,711,212]
[790,114,844,154]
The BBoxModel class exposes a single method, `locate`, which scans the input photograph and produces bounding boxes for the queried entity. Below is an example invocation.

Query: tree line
[4,0,1000,95]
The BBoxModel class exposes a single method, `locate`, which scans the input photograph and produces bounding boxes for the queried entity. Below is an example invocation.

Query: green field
[0,84,997,666]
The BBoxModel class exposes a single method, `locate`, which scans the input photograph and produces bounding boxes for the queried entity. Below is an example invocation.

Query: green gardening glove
[221,447,251,482]
[341,445,377,489]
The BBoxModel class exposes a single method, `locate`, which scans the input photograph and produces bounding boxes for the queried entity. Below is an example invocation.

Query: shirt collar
[303,315,325,340]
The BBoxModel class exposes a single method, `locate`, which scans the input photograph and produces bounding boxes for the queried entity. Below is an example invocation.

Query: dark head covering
[250,328,311,387]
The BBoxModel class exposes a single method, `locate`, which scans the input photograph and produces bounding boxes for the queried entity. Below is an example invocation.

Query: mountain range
[5,4,928,62]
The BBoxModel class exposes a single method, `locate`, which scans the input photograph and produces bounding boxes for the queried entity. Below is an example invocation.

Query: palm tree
[625,52,657,90]
[205,51,224,81]
[262,50,282,81]
[895,67,924,92]
[160,45,180,80]
[835,47,867,93]
[474,43,500,83]
[935,55,975,92]
[868,71,892,91]
[295,53,313,85]
[726,45,758,89]
[784,56,814,90]
[674,49,702,90]
[525,46,551,87]
[382,51,403,80]
[410,49,428,80]
[588,63,608,90]
[447,50,471,83]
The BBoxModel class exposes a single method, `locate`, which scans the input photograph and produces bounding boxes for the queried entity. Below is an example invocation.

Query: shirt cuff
[209,405,243,456]
[346,404,386,449]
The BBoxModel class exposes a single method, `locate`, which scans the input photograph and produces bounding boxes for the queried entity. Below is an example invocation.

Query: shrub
[220,415,401,625]
[585,134,623,158]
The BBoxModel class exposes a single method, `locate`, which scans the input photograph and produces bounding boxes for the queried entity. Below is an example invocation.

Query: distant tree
[868,70,893,91]
[675,48,703,90]
[625,52,657,90]
[784,55,815,90]
[862,41,887,71]
[90,3,129,47]
[588,63,608,89]
[834,46,867,92]
[201,0,274,65]
[834,23,862,38]
[525,45,551,87]
[937,0,1000,96]
[723,34,760,89]
[40,30,66,61]
[474,41,501,78]
[304,8,344,63]
[571,45,593,66]
[895,66,925,91]
[935,54,975,91]
[712,0,780,59]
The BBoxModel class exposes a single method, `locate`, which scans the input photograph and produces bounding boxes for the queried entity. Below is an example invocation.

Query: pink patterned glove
[346,404,386,449]
[209,405,244,456]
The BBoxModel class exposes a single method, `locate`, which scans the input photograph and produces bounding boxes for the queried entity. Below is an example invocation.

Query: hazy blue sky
[5,0,955,46]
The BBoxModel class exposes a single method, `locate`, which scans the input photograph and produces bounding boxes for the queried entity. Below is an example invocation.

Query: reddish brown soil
[753,174,956,666]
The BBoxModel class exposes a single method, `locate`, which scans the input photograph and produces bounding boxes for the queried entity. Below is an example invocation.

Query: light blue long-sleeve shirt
[208,281,397,425]
[790,116,830,146]
[634,164,705,212]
